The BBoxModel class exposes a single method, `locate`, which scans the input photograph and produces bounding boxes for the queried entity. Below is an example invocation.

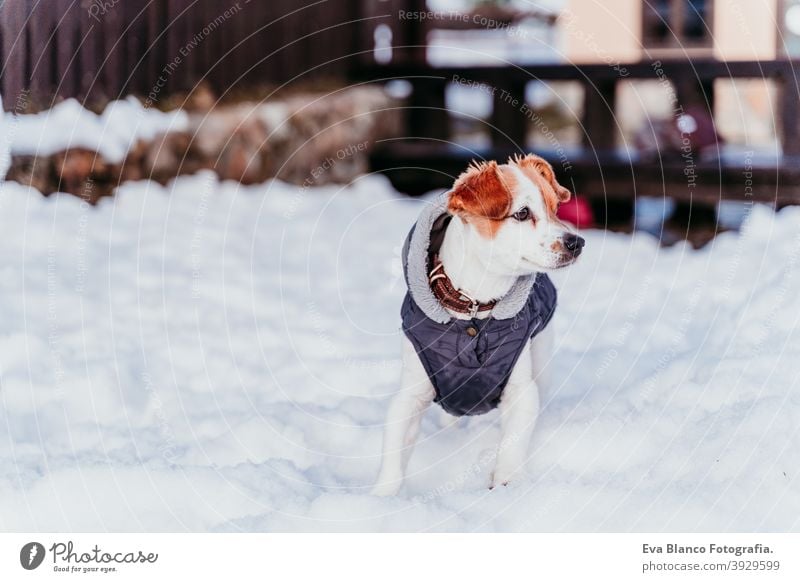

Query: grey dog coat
[400,194,557,417]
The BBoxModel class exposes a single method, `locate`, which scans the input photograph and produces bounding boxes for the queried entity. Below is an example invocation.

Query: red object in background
[557,195,594,228]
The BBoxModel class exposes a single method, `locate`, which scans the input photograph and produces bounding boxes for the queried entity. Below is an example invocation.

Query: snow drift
[6,96,188,163]
[0,172,797,532]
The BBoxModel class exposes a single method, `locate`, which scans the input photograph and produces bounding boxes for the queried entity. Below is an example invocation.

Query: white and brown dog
[372,154,584,495]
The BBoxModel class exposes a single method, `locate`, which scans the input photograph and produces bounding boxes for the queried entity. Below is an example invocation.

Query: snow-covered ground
[0,169,798,532]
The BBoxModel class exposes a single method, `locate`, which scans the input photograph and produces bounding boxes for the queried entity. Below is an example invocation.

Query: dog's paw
[370,481,401,497]
[489,466,517,490]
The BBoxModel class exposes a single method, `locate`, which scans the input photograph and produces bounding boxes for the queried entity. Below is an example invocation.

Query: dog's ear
[512,153,571,204]
[448,160,512,219]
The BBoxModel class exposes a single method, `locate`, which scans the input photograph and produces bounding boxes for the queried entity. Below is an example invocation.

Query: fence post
[581,76,633,224]
[581,77,616,151]
[490,77,528,151]
[408,77,449,141]
[395,0,426,64]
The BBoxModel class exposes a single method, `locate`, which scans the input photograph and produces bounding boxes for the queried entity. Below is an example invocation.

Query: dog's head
[447,154,584,274]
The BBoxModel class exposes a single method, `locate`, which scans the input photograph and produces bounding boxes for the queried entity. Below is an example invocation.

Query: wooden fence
[359,59,800,218]
[0,0,425,111]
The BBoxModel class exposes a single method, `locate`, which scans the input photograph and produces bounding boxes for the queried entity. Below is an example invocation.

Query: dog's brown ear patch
[511,154,571,210]
[448,160,513,220]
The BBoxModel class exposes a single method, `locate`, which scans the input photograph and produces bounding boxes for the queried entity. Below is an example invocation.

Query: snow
[5,96,188,163]
[0,169,798,532]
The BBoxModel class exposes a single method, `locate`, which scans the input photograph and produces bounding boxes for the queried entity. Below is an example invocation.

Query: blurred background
[2,0,800,245]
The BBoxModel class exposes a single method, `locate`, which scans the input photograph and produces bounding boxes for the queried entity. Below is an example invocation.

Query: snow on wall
[0,172,797,531]
[4,96,188,163]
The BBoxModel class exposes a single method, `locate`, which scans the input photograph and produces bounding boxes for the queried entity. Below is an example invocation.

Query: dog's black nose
[563,233,585,255]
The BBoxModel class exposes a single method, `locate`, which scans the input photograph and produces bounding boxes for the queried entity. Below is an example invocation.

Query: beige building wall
[714,0,778,60]
[562,0,641,63]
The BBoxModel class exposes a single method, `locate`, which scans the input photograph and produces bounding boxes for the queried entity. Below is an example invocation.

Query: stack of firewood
[5,85,400,203]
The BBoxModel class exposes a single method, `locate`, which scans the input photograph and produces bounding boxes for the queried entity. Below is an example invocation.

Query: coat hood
[401,192,537,324]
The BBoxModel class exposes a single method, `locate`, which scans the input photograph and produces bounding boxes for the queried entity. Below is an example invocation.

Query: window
[781,0,800,56]
[642,0,712,49]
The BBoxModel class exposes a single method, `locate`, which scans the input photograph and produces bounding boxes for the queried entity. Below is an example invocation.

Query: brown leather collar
[429,256,496,318]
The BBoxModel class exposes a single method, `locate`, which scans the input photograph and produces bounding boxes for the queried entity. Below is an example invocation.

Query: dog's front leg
[530,321,554,390]
[491,340,540,489]
[371,337,434,496]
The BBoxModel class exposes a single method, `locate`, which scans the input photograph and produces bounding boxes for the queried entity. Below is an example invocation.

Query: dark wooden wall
[0,0,423,111]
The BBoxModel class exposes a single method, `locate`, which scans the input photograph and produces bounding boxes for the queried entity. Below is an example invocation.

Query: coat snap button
[466,326,478,337]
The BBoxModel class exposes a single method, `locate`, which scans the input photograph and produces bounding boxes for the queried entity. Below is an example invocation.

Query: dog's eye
[512,207,531,221]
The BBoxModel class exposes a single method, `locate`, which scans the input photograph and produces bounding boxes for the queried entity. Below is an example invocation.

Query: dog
[371,154,584,496]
